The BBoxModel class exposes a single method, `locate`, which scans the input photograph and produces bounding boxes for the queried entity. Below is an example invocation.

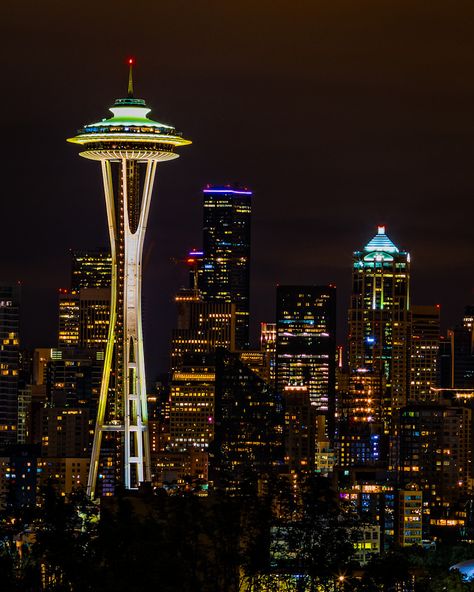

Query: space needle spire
[127,57,134,97]
[68,60,191,498]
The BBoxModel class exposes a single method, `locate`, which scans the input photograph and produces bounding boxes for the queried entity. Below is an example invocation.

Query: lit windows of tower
[201,185,251,350]
[349,226,410,423]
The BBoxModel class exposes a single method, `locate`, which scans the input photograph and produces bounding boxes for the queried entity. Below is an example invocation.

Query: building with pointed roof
[348,226,411,435]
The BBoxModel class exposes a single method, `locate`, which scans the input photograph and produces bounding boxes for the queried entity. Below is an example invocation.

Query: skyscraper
[393,402,472,515]
[260,322,276,386]
[169,358,215,452]
[275,285,336,434]
[337,369,384,468]
[283,385,317,475]
[445,326,474,389]
[45,348,102,408]
[58,289,80,347]
[58,288,110,350]
[171,288,236,371]
[0,285,20,446]
[201,185,251,350]
[70,249,112,290]
[349,226,410,425]
[409,305,440,401]
[211,349,282,494]
[68,61,190,496]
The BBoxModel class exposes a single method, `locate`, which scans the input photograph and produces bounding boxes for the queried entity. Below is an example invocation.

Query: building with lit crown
[67,61,190,496]
[201,185,251,350]
[349,226,410,428]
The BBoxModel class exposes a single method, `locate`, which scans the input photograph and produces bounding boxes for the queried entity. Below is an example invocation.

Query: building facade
[261,322,276,386]
[169,360,215,452]
[58,288,110,351]
[201,185,251,350]
[0,284,21,446]
[171,288,235,371]
[392,402,472,515]
[212,349,283,494]
[70,249,112,290]
[409,305,440,401]
[349,226,410,428]
[276,285,336,436]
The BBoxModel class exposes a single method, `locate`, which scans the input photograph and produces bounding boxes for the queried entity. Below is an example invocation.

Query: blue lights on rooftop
[203,186,252,195]
[364,225,399,253]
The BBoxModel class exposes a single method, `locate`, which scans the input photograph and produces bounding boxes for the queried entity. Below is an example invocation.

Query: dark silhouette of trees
[4,479,474,591]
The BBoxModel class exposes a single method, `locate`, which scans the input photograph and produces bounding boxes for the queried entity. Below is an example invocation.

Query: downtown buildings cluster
[1,71,474,577]
[2,196,474,558]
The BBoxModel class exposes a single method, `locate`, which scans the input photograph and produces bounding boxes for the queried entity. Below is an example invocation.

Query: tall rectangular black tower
[0,284,20,446]
[276,285,336,435]
[201,185,251,350]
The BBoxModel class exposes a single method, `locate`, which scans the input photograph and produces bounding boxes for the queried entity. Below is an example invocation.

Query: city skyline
[3,2,474,380]
[4,4,474,585]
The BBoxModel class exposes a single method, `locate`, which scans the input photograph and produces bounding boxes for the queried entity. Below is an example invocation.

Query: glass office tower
[201,185,251,350]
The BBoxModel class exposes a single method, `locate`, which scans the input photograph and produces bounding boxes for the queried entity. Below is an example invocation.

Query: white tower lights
[68,60,191,497]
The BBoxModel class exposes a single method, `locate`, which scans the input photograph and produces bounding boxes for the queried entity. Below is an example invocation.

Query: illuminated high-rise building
[444,327,474,389]
[70,249,112,290]
[45,348,102,408]
[78,288,111,350]
[283,385,317,475]
[60,250,112,350]
[260,322,276,385]
[186,249,204,291]
[396,485,423,547]
[201,184,251,350]
[171,287,235,371]
[349,226,410,426]
[68,61,190,496]
[0,284,20,446]
[392,401,472,516]
[58,289,80,346]
[238,350,272,383]
[211,349,282,494]
[41,407,90,458]
[276,285,336,435]
[409,305,440,401]
[462,305,474,348]
[169,359,215,451]
[337,370,384,468]
[58,288,110,350]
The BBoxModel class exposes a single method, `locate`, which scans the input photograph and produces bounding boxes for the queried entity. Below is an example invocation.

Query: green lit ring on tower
[67,97,191,161]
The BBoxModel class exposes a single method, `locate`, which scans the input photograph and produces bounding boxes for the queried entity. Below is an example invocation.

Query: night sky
[2,1,474,379]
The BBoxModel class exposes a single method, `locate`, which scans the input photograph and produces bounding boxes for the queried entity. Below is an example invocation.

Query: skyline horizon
[7,216,470,382]
[3,2,474,377]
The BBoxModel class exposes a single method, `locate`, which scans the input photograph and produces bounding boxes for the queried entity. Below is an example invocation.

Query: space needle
[68,59,191,497]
